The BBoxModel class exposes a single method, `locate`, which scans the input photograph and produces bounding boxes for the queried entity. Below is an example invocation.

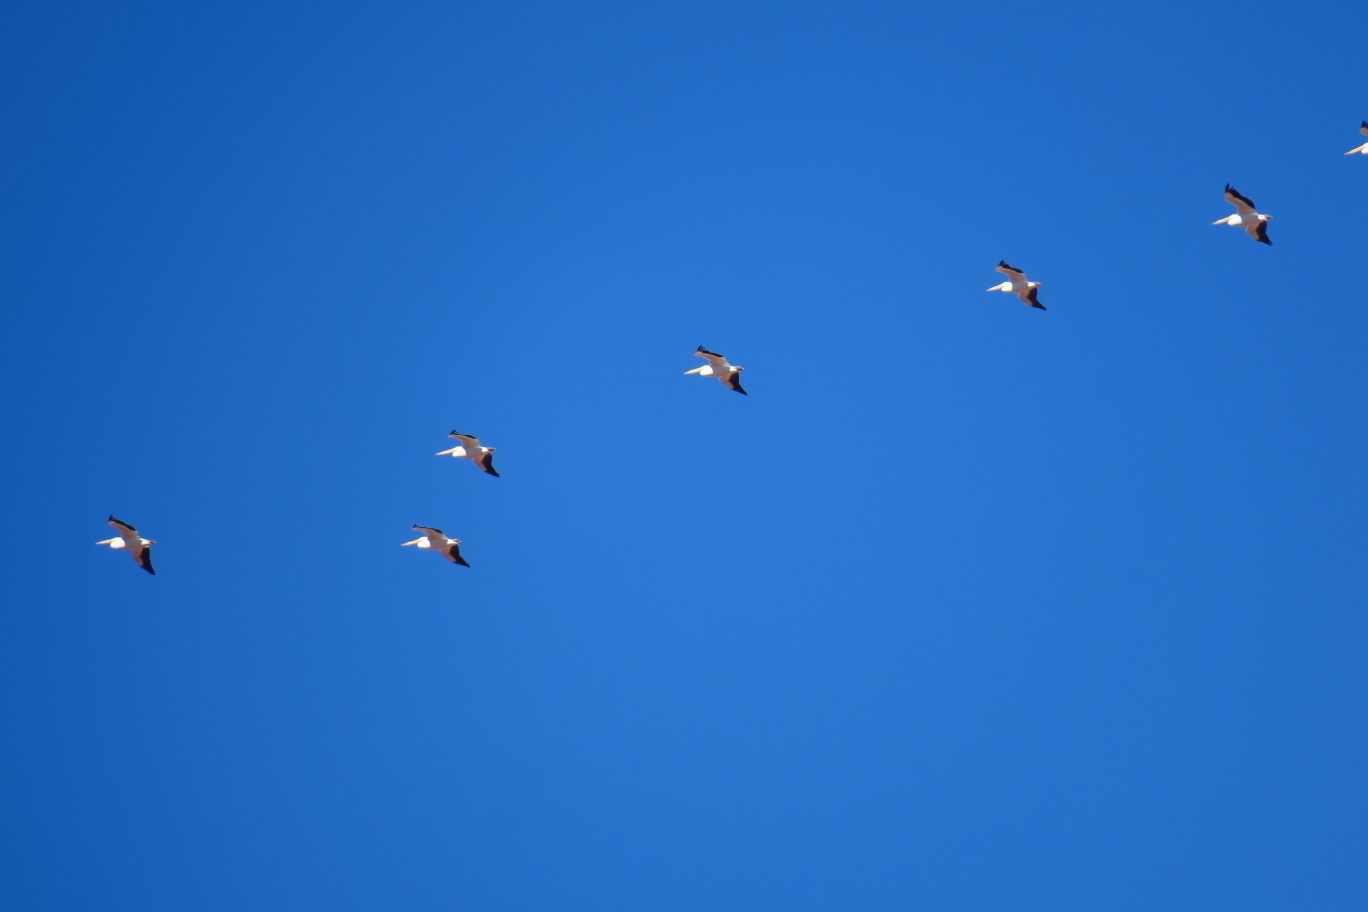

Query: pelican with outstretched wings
[402,525,471,567]
[684,345,748,395]
[96,515,156,575]
[1345,121,1368,156]
[436,431,500,477]
[1213,184,1272,245]
[986,261,1045,310]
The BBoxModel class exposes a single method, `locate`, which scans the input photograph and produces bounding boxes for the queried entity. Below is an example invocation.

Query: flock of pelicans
[96,121,1368,575]
[96,345,747,574]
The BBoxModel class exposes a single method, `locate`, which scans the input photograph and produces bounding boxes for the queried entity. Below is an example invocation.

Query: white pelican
[402,524,470,567]
[1345,121,1368,155]
[436,431,499,477]
[1213,184,1272,245]
[684,345,747,394]
[986,261,1045,310]
[96,515,156,575]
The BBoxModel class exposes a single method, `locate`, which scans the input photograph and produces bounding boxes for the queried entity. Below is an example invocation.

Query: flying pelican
[1213,184,1272,245]
[986,261,1045,310]
[96,515,156,575]
[684,345,747,394]
[1345,121,1368,155]
[402,525,470,567]
[436,431,499,477]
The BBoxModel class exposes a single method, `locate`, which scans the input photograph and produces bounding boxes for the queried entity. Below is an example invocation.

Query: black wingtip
[1031,302,1046,310]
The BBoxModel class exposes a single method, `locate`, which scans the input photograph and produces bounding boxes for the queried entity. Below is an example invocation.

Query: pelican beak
[95,538,116,545]
[435,447,459,456]
[683,366,705,374]
[401,538,424,546]
[1211,217,1229,225]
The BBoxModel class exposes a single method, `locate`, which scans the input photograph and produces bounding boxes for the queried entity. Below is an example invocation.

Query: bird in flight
[684,345,748,394]
[1345,121,1368,156]
[402,525,471,567]
[1212,184,1272,245]
[436,431,500,477]
[97,515,156,575]
[986,261,1046,310]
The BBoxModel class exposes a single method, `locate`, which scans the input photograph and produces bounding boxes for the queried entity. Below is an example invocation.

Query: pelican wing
[722,371,748,395]
[995,260,1027,282]
[133,545,156,575]
[476,451,500,477]
[1248,221,1271,245]
[449,431,481,448]
[1224,184,1257,216]
[412,524,446,544]
[443,543,471,567]
[695,345,730,370]
[1020,287,1046,310]
[108,515,142,547]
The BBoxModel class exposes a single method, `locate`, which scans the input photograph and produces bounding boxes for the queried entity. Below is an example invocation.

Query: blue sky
[4,0,1368,908]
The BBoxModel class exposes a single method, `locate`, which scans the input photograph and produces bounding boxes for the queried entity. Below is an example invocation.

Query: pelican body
[1346,121,1368,156]
[986,261,1045,310]
[684,345,747,394]
[96,515,156,575]
[402,524,470,567]
[1213,184,1272,245]
[436,431,499,477]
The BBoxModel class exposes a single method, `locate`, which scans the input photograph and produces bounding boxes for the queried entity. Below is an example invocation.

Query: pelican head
[987,282,1009,292]
[683,366,705,375]
[435,447,460,456]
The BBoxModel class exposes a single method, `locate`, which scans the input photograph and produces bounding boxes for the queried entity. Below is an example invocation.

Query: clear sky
[4,0,1368,908]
